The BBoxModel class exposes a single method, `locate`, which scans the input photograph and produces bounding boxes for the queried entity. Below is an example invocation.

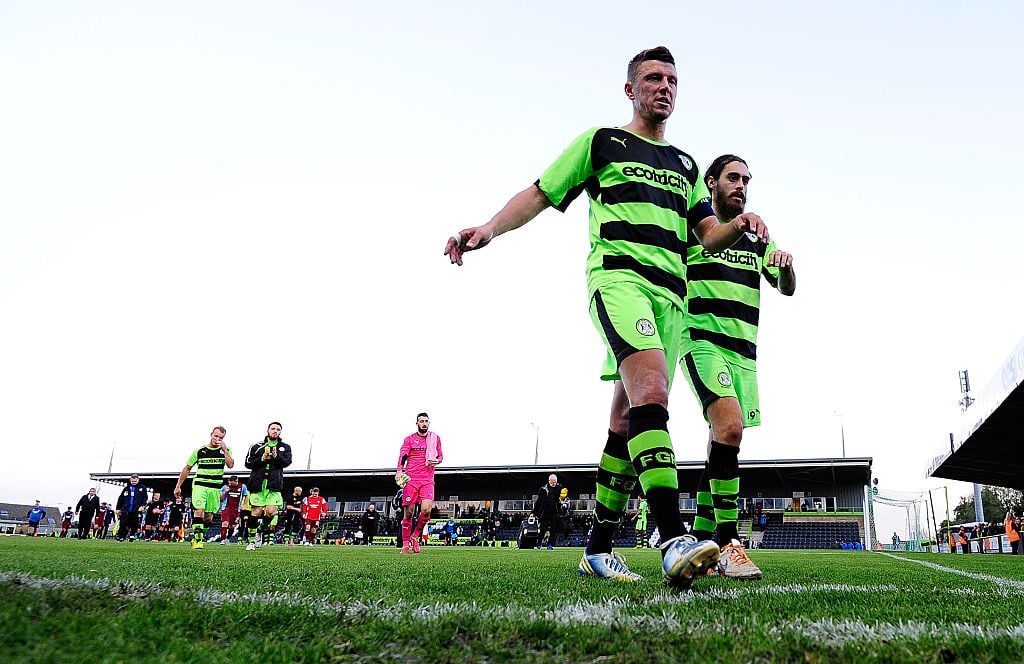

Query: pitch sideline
[879,551,1024,590]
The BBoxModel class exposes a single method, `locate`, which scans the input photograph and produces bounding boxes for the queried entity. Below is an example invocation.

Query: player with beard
[244,422,293,550]
[396,413,443,554]
[682,155,795,580]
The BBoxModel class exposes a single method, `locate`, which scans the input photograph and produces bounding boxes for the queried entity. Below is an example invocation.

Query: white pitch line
[4,571,1024,644]
[878,552,1024,589]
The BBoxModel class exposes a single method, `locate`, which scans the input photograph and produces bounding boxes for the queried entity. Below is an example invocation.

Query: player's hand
[766,250,793,269]
[444,227,494,266]
[733,212,769,243]
[173,486,181,498]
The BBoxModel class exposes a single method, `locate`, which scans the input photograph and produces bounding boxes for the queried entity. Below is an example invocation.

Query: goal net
[865,487,933,552]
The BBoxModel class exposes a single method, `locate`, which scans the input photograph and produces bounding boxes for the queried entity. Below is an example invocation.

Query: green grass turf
[2,538,1023,663]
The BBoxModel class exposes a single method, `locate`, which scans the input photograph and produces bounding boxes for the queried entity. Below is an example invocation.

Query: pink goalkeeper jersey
[398,431,443,482]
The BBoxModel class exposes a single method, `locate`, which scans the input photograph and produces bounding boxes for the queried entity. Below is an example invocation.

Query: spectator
[531,474,564,550]
[1005,511,1020,555]
[26,501,46,537]
[75,488,101,540]
[958,526,970,554]
[115,474,149,541]
[60,507,74,538]
[360,504,379,545]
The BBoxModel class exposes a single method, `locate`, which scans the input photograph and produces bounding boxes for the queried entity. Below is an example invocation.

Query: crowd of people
[950,514,1021,554]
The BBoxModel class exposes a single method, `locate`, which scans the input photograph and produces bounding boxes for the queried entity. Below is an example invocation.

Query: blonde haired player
[174,427,233,550]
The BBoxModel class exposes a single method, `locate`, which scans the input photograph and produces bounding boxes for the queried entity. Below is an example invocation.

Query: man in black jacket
[243,421,293,550]
[115,474,149,541]
[360,504,379,545]
[75,487,101,540]
[531,474,565,550]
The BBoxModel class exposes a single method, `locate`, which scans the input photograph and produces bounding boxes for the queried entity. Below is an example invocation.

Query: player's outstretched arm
[767,250,796,296]
[173,464,192,497]
[444,185,551,266]
[693,212,770,253]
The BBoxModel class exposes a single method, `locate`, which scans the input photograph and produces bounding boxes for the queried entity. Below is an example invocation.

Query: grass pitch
[2,537,1023,663]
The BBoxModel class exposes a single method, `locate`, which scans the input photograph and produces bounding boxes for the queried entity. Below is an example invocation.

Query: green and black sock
[708,441,740,544]
[587,430,635,555]
[693,463,716,540]
[627,404,684,544]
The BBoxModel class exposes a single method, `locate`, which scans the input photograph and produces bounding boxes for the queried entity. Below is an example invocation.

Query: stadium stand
[759,521,861,550]
[91,458,872,548]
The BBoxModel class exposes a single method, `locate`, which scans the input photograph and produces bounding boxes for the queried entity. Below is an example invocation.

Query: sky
[2,1,1022,539]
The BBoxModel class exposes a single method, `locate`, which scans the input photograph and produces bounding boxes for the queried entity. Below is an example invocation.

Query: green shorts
[681,342,761,427]
[191,485,222,514]
[249,489,284,509]
[589,281,682,389]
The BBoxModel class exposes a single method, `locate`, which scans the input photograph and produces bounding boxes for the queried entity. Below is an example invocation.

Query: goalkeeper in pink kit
[396,412,443,554]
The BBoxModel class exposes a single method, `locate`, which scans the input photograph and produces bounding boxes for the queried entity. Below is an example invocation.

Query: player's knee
[718,423,743,446]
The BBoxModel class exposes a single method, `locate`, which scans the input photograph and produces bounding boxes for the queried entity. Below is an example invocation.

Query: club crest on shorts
[635,319,655,336]
[718,372,732,387]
